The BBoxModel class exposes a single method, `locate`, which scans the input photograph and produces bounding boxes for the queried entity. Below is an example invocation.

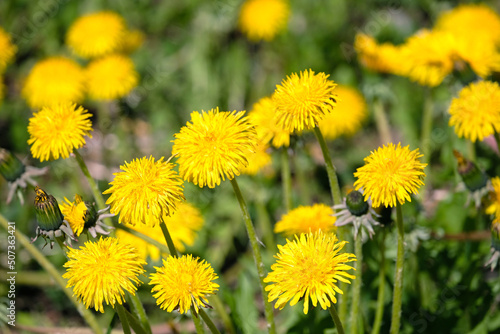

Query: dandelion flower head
[318,85,367,140]
[60,195,88,237]
[248,96,291,148]
[103,156,185,227]
[448,80,500,143]
[274,203,337,237]
[238,0,290,41]
[63,237,146,313]
[354,143,427,208]
[27,103,93,162]
[150,254,219,314]
[22,57,85,109]
[273,69,338,133]
[0,27,16,73]
[354,33,403,74]
[86,54,138,100]
[241,141,273,176]
[117,201,203,261]
[264,230,356,314]
[66,11,126,58]
[172,108,257,188]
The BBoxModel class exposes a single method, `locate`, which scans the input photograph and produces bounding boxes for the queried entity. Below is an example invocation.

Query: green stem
[115,304,132,334]
[199,309,222,334]
[115,224,170,255]
[256,200,276,253]
[230,178,277,334]
[192,306,205,334]
[494,132,500,156]
[313,127,342,206]
[328,304,345,334]
[281,147,293,212]
[208,295,236,334]
[127,293,152,334]
[294,153,313,205]
[73,150,113,227]
[420,89,433,168]
[349,230,363,334]
[160,217,179,257]
[466,140,476,161]
[0,214,103,334]
[390,203,405,334]
[371,230,387,334]
[373,98,392,145]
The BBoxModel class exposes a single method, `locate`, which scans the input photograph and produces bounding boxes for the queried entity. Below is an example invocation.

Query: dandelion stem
[116,224,170,254]
[421,88,433,169]
[281,147,293,212]
[73,150,112,227]
[127,293,152,334]
[208,295,236,334]
[230,178,277,334]
[0,214,103,334]
[199,309,222,334]
[349,229,363,334]
[390,203,405,334]
[159,216,179,257]
[192,306,205,334]
[313,127,342,206]
[328,304,345,334]
[373,98,392,145]
[115,304,132,334]
[371,230,387,334]
[256,199,277,253]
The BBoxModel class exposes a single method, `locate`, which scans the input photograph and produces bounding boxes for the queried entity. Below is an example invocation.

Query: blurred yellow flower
[0,27,16,73]
[486,177,500,216]
[66,11,126,58]
[264,230,356,314]
[399,30,456,87]
[117,201,204,260]
[448,81,500,142]
[248,96,291,148]
[27,103,93,162]
[103,156,185,227]
[120,29,145,53]
[318,85,367,140]
[63,237,146,313]
[354,33,403,74]
[273,69,337,132]
[86,54,138,100]
[22,57,86,109]
[238,0,290,41]
[274,203,337,237]
[435,4,500,46]
[354,143,426,208]
[241,141,273,176]
[172,108,257,188]
[150,254,219,314]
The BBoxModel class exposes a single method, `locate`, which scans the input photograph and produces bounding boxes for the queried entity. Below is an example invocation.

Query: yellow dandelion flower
[399,30,456,87]
[60,195,88,237]
[248,96,291,148]
[22,57,85,109]
[453,36,500,78]
[66,11,126,59]
[103,156,185,227]
[435,4,500,46]
[120,29,145,53]
[238,0,290,41]
[318,85,367,140]
[448,81,500,142]
[172,108,257,188]
[117,201,203,260]
[354,33,403,74]
[86,54,138,101]
[273,69,337,133]
[150,254,219,314]
[354,143,427,208]
[274,203,337,237]
[487,177,500,216]
[241,141,273,176]
[264,230,356,314]
[0,27,16,73]
[63,237,146,313]
[27,103,93,162]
